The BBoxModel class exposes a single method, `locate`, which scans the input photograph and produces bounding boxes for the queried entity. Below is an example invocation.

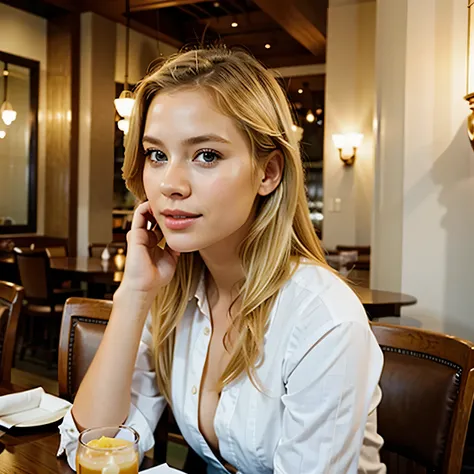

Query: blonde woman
[58,47,386,474]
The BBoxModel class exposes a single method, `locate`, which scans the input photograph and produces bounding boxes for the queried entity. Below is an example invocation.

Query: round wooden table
[352,286,417,319]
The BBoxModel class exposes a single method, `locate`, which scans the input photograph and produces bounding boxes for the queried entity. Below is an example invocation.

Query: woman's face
[142,88,263,253]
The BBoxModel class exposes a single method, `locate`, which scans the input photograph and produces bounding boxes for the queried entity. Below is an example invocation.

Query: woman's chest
[171,312,289,473]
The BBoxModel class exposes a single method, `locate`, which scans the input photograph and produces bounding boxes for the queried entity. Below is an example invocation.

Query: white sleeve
[274,318,383,474]
[57,315,167,471]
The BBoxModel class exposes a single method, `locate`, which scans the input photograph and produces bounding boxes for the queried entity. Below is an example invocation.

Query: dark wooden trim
[0,51,40,235]
[68,13,81,257]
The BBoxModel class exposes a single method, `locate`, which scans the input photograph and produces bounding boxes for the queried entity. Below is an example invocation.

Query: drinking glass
[76,425,139,474]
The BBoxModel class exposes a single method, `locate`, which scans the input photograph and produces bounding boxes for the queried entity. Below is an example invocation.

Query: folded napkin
[0,387,72,429]
[140,464,183,473]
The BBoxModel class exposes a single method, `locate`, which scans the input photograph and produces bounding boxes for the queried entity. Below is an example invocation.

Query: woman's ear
[257,150,284,197]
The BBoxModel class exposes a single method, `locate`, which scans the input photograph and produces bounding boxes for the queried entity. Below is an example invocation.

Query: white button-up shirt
[58,262,386,474]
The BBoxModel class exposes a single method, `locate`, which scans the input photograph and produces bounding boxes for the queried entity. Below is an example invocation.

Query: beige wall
[372,0,474,339]
[322,0,376,250]
[116,25,177,85]
[0,3,47,234]
[77,12,116,256]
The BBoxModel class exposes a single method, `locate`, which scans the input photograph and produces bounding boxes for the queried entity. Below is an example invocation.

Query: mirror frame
[0,50,39,234]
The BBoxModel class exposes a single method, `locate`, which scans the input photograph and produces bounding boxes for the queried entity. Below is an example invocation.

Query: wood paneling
[45,13,80,255]
[130,0,208,11]
[253,0,327,57]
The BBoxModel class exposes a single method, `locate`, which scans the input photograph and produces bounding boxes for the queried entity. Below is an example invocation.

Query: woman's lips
[163,215,202,230]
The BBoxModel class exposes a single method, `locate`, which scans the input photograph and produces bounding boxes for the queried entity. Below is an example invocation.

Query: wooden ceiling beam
[252,0,327,57]
[130,0,209,12]
[81,0,182,47]
[256,53,325,69]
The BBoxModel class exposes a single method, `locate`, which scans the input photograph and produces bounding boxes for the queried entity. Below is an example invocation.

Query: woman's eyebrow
[142,134,231,148]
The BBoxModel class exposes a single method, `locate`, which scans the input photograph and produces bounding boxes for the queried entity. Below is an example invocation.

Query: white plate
[14,406,71,428]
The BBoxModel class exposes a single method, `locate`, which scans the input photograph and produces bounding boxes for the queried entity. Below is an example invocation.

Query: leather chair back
[372,323,474,474]
[58,297,172,464]
[14,248,52,304]
[58,297,112,401]
[0,281,24,383]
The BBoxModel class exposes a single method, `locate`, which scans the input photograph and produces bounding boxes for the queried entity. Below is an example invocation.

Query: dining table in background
[0,255,417,318]
[0,255,123,298]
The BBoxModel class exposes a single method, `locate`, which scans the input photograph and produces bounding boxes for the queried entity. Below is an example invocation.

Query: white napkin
[140,464,183,473]
[0,387,72,429]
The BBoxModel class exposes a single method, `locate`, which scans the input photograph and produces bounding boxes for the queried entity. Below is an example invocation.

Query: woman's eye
[194,150,221,165]
[145,149,167,163]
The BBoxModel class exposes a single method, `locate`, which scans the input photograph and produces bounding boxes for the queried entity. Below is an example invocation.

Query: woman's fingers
[131,201,155,231]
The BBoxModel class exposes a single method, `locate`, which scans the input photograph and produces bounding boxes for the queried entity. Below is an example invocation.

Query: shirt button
[204,327,210,336]
[191,385,197,395]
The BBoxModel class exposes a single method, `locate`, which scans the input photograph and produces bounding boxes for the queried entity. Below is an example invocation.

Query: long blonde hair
[123,47,331,404]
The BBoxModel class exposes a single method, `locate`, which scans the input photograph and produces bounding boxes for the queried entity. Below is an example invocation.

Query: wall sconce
[332,133,363,166]
[117,118,129,135]
[466,0,474,150]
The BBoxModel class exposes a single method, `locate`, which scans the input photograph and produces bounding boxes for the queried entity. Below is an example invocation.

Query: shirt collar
[188,265,208,314]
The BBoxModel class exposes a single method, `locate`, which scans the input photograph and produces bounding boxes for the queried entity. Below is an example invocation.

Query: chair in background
[45,246,67,258]
[371,323,474,474]
[88,242,127,258]
[0,281,24,384]
[14,248,83,367]
[336,244,371,255]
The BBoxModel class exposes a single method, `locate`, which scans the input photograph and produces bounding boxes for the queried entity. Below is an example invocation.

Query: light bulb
[348,133,364,148]
[231,22,238,27]
[0,131,5,139]
[332,134,345,149]
[117,118,130,135]
[306,110,315,123]
[1,102,17,126]
[298,88,303,94]
[114,90,135,118]
[265,43,271,49]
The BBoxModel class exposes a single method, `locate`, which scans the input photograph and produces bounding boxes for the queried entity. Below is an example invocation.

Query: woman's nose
[159,161,191,198]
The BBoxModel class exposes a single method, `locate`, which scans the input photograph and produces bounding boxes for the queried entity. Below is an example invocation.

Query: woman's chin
[165,238,202,254]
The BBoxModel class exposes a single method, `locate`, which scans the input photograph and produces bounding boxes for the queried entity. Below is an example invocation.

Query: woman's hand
[119,201,180,300]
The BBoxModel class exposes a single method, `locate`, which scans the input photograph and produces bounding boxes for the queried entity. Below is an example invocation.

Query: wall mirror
[0,51,39,234]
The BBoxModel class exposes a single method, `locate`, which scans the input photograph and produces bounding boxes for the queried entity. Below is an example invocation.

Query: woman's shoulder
[280,258,367,328]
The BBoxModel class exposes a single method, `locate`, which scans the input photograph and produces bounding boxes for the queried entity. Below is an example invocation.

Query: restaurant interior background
[0,0,473,354]
[0,0,474,471]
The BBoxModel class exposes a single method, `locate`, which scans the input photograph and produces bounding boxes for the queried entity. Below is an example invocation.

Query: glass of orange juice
[76,425,139,474]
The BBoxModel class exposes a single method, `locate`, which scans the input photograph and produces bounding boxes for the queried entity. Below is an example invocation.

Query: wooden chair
[14,248,83,366]
[58,297,236,473]
[58,297,172,464]
[88,242,126,258]
[0,281,24,384]
[371,323,474,473]
[45,246,67,258]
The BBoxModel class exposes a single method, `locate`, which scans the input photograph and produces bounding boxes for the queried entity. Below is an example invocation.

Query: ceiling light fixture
[114,0,135,119]
[298,88,303,94]
[306,110,315,123]
[265,43,271,49]
[231,22,238,28]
